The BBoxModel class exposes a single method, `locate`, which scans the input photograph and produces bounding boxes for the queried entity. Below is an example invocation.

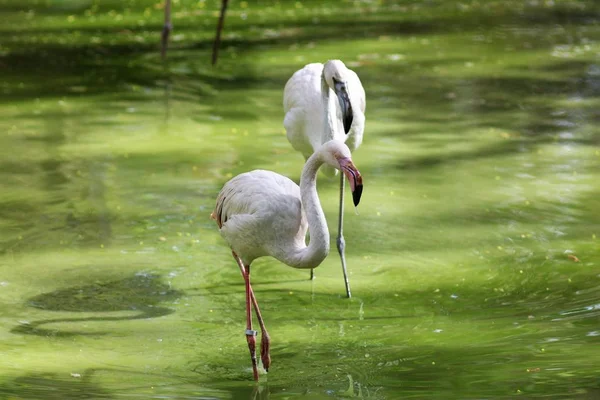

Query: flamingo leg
[233,252,271,377]
[337,173,352,298]
[232,252,258,381]
[161,0,172,60]
[248,286,271,371]
[211,0,229,65]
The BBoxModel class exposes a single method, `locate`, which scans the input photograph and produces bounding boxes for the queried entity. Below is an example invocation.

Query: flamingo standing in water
[283,60,366,298]
[211,140,363,381]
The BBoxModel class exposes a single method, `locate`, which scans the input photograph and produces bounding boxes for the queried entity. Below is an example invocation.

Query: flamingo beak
[334,79,353,134]
[339,157,363,206]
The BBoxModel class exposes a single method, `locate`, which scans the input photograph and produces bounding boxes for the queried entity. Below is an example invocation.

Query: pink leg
[233,252,271,373]
[249,286,271,371]
[232,251,258,381]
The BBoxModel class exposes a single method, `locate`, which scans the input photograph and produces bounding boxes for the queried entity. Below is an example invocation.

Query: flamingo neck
[321,72,341,144]
[279,151,330,269]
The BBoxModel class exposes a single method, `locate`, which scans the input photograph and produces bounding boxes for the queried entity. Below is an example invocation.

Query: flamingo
[211,140,363,381]
[283,60,366,298]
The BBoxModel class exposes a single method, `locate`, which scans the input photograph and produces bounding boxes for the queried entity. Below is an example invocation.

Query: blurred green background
[1,0,599,398]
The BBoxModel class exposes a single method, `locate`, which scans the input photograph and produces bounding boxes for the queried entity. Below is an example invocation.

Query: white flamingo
[283,59,366,298]
[211,140,363,381]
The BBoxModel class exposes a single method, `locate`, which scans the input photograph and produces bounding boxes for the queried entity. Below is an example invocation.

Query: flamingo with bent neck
[211,140,364,381]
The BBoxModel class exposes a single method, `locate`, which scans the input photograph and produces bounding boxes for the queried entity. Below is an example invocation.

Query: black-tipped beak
[352,184,363,207]
[334,79,353,134]
[339,157,363,206]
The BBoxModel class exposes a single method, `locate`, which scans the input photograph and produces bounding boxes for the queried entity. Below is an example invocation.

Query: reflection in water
[87,160,113,245]
[0,373,111,399]
[13,274,181,337]
[160,75,172,135]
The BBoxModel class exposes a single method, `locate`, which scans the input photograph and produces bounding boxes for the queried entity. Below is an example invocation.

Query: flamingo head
[320,140,364,206]
[323,60,354,134]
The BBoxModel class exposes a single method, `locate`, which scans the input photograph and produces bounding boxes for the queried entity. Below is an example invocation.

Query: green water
[1,0,600,398]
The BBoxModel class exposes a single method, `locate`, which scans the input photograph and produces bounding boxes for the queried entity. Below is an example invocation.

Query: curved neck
[278,152,330,269]
[321,73,339,144]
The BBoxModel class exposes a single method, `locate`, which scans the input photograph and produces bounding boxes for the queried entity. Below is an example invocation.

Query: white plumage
[212,140,363,381]
[214,170,309,267]
[284,61,365,160]
[283,59,366,297]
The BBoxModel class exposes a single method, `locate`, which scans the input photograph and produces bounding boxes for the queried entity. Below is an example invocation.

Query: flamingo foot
[246,329,259,381]
[260,331,271,372]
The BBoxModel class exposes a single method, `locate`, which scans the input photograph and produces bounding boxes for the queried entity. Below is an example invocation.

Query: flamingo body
[214,170,309,267]
[283,61,366,163]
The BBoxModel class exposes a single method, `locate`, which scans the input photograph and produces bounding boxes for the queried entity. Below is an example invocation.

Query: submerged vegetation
[1,0,599,398]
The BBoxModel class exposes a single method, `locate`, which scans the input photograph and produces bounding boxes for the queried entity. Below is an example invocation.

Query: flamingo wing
[212,170,306,264]
[344,68,366,152]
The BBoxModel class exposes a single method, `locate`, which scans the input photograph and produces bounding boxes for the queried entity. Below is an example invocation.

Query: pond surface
[1,0,600,398]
